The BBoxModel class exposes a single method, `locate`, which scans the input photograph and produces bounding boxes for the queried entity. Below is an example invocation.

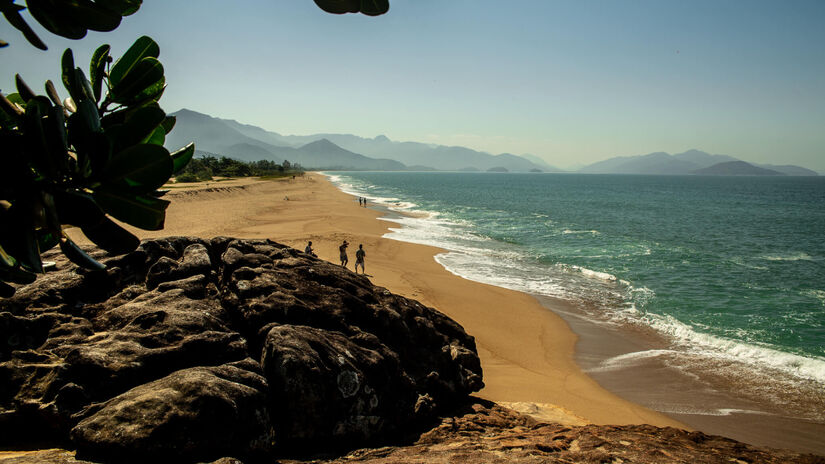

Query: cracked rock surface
[0,237,483,463]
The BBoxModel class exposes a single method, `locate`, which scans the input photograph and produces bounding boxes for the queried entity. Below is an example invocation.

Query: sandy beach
[67,173,685,428]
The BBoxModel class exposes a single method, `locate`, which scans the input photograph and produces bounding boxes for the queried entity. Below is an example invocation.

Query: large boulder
[0,237,483,462]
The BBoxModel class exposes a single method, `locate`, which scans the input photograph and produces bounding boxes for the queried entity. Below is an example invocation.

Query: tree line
[176,156,303,182]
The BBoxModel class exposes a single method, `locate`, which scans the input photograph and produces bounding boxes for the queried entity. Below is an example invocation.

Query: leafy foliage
[313,0,389,16]
[0,36,193,296]
[1,1,388,297]
[175,156,304,182]
[1,0,143,50]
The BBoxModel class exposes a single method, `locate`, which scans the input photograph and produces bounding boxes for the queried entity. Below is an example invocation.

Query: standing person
[363,197,367,207]
[358,197,362,206]
[355,244,366,274]
[339,240,349,267]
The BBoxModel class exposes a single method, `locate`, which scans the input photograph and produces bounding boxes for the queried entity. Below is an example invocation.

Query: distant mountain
[579,149,814,176]
[167,110,406,170]
[579,151,701,175]
[295,139,405,170]
[756,164,819,176]
[693,161,784,176]
[518,154,565,172]
[170,109,548,172]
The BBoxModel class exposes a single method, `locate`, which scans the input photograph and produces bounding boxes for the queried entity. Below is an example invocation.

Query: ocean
[326,172,825,436]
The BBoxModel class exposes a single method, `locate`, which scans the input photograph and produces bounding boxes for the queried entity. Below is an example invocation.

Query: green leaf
[76,98,101,133]
[0,1,47,49]
[59,236,105,271]
[81,216,140,254]
[90,44,111,103]
[102,143,173,193]
[15,74,37,102]
[109,36,159,87]
[170,143,195,175]
[36,229,59,253]
[0,92,23,120]
[94,189,169,230]
[0,244,17,268]
[160,115,176,134]
[109,57,164,104]
[143,125,165,146]
[61,49,83,102]
[108,105,165,152]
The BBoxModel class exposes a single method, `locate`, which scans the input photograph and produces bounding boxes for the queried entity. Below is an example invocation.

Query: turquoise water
[328,172,825,398]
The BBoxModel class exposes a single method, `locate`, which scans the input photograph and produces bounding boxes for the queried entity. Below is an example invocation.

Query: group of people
[304,240,366,274]
[358,197,368,207]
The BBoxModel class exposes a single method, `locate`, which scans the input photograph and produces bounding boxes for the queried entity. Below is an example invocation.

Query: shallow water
[327,172,825,430]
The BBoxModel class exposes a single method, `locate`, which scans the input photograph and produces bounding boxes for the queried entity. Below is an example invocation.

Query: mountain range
[165,109,553,172]
[166,109,819,176]
[577,149,818,176]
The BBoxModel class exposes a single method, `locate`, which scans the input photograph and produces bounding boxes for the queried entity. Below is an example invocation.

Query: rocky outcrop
[0,237,483,462]
[3,400,823,464]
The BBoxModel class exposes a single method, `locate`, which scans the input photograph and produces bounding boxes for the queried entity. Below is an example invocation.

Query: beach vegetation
[0,0,386,296]
[0,3,193,296]
[175,157,304,183]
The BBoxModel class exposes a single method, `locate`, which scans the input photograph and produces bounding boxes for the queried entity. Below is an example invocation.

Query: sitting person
[304,241,316,257]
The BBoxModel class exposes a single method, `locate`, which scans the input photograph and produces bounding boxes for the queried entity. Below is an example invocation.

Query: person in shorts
[355,244,366,274]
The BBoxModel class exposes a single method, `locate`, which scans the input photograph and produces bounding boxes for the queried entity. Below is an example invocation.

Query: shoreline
[69,173,681,428]
[67,172,823,454]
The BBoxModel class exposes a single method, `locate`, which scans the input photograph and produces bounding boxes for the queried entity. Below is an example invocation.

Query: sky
[2,0,824,171]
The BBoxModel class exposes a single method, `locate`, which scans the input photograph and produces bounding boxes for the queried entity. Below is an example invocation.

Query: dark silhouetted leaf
[0,1,47,49]
[106,0,142,16]
[94,189,169,230]
[54,191,104,226]
[27,0,87,39]
[45,80,63,107]
[314,0,389,16]
[14,74,36,102]
[81,216,140,254]
[59,235,105,271]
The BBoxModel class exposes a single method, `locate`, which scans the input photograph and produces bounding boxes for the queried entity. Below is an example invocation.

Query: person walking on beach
[358,197,363,206]
[355,244,366,274]
[304,241,316,257]
[339,240,349,267]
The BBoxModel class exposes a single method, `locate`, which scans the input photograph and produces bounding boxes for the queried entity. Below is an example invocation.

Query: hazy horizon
[3,0,824,171]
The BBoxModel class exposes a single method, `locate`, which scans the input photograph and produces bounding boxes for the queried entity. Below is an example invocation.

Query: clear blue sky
[3,0,824,171]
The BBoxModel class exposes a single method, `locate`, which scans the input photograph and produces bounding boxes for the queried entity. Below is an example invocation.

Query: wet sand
[542,295,825,455]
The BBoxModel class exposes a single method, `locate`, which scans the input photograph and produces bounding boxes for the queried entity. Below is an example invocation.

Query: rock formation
[1,237,822,464]
[0,237,483,462]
